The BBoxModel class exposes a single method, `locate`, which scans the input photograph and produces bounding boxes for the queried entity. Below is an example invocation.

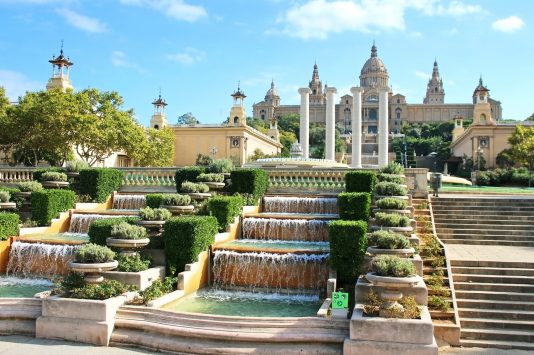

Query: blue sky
[0,0,532,126]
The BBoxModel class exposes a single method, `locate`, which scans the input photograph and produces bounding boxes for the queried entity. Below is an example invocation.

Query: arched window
[369,108,377,120]
[480,114,486,124]
[234,117,239,126]
[397,99,400,104]
[260,109,266,120]
[154,124,159,130]
[346,100,349,104]
[434,87,438,93]
[344,108,351,133]
[396,108,402,119]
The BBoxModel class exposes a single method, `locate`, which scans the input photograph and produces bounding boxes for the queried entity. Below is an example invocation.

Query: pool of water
[162,289,322,317]
[217,240,330,253]
[17,232,88,244]
[0,277,53,298]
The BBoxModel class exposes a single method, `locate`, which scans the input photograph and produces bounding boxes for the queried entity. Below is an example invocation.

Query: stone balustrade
[267,169,347,193]
[0,168,34,183]
[118,168,176,187]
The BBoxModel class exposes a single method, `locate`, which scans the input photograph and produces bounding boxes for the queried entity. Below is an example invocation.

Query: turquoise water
[163,289,322,317]
[219,240,330,253]
[0,277,53,298]
[18,232,88,243]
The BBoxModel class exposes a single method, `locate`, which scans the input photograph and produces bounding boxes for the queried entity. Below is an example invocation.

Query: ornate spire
[371,41,377,58]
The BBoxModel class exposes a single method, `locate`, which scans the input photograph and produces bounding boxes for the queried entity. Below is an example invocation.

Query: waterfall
[212,250,329,294]
[263,196,338,214]
[242,217,329,242]
[69,214,128,233]
[7,241,78,277]
[113,194,146,210]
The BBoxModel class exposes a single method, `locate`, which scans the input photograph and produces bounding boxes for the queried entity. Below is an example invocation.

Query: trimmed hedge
[78,168,123,203]
[207,195,243,232]
[0,212,20,241]
[337,192,371,221]
[345,170,377,193]
[175,166,205,193]
[328,220,368,284]
[163,216,218,275]
[88,217,140,246]
[146,193,164,208]
[31,190,76,226]
[230,168,268,205]
[33,167,64,182]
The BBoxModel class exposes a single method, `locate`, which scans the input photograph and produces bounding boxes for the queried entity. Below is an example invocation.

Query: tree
[525,113,534,122]
[246,117,268,134]
[508,125,534,170]
[132,127,175,167]
[177,112,199,125]
[277,114,300,139]
[279,130,297,157]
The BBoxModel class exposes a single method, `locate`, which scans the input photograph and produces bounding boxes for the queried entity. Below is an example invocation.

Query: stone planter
[102,266,165,291]
[68,260,118,283]
[65,172,80,178]
[106,238,150,257]
[370,224,414,234]
[188,192,211,200]
[375,195,408,200]
[0,202,16,210]
[366,272,421,317]
[367,246,415,257]
[372,208,412,215]
[204,182,225,190]
[161,205,195,215]
[42,181,70,189]
[137,220,166,237]
[363,254,423,277]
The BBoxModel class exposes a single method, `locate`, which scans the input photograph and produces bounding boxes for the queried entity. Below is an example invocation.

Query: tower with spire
[150,91,168,129]
[423,59,445,104]
[46,42,73,92]
[228,82,247,127]
[472,76,494,125]
[309,62,325,105]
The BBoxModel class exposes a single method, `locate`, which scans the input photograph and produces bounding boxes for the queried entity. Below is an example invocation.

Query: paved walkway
[446,244,534,263]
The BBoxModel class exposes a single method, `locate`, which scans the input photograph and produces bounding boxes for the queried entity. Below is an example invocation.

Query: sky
[0,0,533,126]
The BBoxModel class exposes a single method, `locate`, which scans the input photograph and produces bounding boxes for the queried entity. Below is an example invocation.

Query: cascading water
[263,196,338,215]
[7,241,78,277]
[242,217,329,242]
[68,214,128,233]
[113,194,146,210]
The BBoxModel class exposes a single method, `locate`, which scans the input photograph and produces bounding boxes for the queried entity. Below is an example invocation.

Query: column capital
[350,87,364,94]
[298,87,312,95]
[326,87,337,94]
[377,87,390,94]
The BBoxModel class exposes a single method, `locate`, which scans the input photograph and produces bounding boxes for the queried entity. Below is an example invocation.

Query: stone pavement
[446,244,534,263]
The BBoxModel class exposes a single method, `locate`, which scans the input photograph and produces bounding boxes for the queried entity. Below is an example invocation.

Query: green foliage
[74,243,115,263]
[161,193,191,206]
[376,197,408,210]
[70,279,130,300]
[196,154,213,166]
[380,162,404,175]
[41,171,67,182]
[371,255,415,277]
[207,159,234,173]
[78,168,123,203]
[163,216,218,275]
[88,217,139,245]
[145,193,163,208]
[508,125,534,170]
[30,189,76,226]
[132,127,175,167]
[367,230,410,249]
[116,254,151,272]
[197,173,224,183]
[18,181,43,192]
[175,166,205,192]
[428,295,451,312]
[33,167,65,182]
[328,220,368,284]
[180,181,209,193]
[139,207,172,221]
[230,168,269,205]
[110,222,147,240]
[374,212,411,227]
[177,112,199,125]
[233,193,257,206]
[65,160,90,172]
[207,195,243,232]
[0,212,20,241]
[0,191,9,203]
[375,181,407,196]
[345,170,377,193]
[139,276,176,304]
[337,192,371,221]
[378,173,404,184]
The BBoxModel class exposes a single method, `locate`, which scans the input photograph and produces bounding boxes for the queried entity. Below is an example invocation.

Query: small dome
[265,80,279,98]
[360,45,387,76]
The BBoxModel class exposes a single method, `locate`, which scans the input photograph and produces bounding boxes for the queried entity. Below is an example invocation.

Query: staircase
[432,197,534,246]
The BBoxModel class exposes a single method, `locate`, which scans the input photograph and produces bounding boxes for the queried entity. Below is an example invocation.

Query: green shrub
[375,181,407,196]
[380,162,404,175]
[337,192,371,221]
[69,279,129,300]
[33,167,64,182]
[139,207,172,221]
[230,168,268,205]
[116,254,151,272]
[175,166,205,192]
[65,160,89,173]
[180,181,209,193]
[371,255,415,277]
[378,173,404,184]
[139,276,176,304]
[328,220,368,284]
[31,190,76,226]
[78,168,123,203]
[207,195,243,232]
[207,159,233,173]
[233,193,257,206]
[367,230,409,249]
[0,212,20,241]
[17,181,43,192]
[161,193,191,206]
[88,217,140,246]
[0,186,21,195]
[376,197,408,210]
[345,170,377,193]
[163,216,218,275]
[428,295,451,312]
[74,243,115,263]
[0,191,9,203]
[145,193,163,208]
[197,173,225,183]
[110,222,147,240]
[41,171,67,182]
[374,212,411,227]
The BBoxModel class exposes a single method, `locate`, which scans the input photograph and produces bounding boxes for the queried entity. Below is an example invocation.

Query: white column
[298,88,312,158]
[378,88,389,167]
[350,87,364,168]
[325,87,337,161]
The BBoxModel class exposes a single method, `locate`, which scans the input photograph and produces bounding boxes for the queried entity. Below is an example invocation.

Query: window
[369,108,377,120]
[368,126,378,134]
[397,99,400,104]
[154,124,159,130]
[396,108,401,119]
[346,100,349,104]
[233,117,239,126]
[480,114,486,124]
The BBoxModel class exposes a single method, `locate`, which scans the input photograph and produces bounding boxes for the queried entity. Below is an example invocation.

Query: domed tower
[308,62,326,105]
[228,83,247,127]
[46,43,73,92]
[423,59,445,104]
[472,76,494,125]
[264,80,280,106]
[150,91,168,130]
[359,42,389,89]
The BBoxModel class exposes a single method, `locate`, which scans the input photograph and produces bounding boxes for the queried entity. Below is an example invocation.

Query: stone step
[434,218,534,226]
[432,207,534,213]
[452,266,534,277]
[433,214,534,221]
[458,308,534,321]
[460,318,534,331]
[453,274,534,285]
[451,260,534,269]
[436,223,534,231]
[439,234,534,241]
[461,328,534,343]
[455,290,534,302]
[436,228,533,236]
[439,239,534,247]
[459,339,534,351]
[457,299,534,311]
[432,199,534,204]
[454,282,534,293]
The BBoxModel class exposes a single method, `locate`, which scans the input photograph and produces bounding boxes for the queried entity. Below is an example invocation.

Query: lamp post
[477,145,483,172]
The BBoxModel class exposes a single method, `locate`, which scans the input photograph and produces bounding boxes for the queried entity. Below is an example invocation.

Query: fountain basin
[42,181,70,188]
[242,217,330,242]
[0,277,53,298]
[204,182,225,190]
[16,232,88,245]
[161,205,195,214]
[214,240,330,254]
[106,238,150,256]
[188,192,211,200]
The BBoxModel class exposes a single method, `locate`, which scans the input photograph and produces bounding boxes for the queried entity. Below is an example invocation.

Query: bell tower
[46,42,73,92]
[228,83,247,127]
[150,91,168,129]
[472,77,494,125]
[423,59,445,104]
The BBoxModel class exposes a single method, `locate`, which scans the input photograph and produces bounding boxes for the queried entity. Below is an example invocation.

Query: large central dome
[359,43,389,89]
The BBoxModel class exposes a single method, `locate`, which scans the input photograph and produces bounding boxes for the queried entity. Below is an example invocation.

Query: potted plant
[371,212,414,233]
[196,173,225,190]
[64,160,89,178]
[160,193,194,214]
[137,207,172,233]
[374,197,411,215]
[41,171,70,188]
[375,181,408,200]
[106,221,150,256]
[366,230,414,257]
[0,191,16,210]
[180,181,211,200]
[378,173,405,184]
[379,162,405,176]
[68,243,118,283]
[207,158,234,178]
[16,181,43,197]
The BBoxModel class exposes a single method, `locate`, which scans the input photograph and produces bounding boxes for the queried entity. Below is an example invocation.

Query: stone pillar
[325,87,337,161]
[378,88,389,167]
[350,87,364,168]
[298,88,312,158]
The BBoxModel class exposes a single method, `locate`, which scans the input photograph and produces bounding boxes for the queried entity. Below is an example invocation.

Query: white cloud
[433,1,482,16]
[0,70,42,100]
[167,47,206,65]
[415,70,430,80]
[492,15,524,33]
[119,0,207,22]
[55,8,107,33]
[111,51,145,73]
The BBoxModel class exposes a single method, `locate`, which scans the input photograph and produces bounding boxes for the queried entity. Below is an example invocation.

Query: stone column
[378,88,389,167]
[325,87,337,161]
[298,88,312,158]
[350,87,364,168]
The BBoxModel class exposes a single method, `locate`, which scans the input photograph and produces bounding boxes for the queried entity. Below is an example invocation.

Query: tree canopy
[177,112,199,125]
[508,125,534,169]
